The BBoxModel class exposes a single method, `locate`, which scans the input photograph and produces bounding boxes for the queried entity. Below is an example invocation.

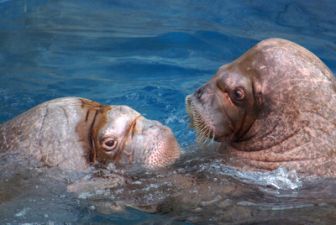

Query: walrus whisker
[0,97,181,171]
[187,94,217,145]
[184,38,336,176]
[196,126,212,145]
[196,125,210,142]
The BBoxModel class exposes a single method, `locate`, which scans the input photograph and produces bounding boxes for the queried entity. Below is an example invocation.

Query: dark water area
[1,0,336,224]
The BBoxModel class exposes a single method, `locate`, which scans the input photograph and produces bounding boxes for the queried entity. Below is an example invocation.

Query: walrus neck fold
[230,83,336,175]
[231,116,303,152]
[88,110,99,163]
[188,38,336,176]
[76,98,111,164]
[110,114,141,165]
[231,84,264,143]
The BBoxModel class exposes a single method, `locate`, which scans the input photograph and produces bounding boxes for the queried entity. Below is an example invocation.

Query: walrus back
[0,97,90,170]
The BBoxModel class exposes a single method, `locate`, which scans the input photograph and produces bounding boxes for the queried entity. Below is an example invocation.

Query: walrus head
[185,47,264,143]
[0,97,180,171]
[186,38,336,176]
[77,99,180,170]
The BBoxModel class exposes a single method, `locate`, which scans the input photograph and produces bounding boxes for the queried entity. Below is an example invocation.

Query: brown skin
[186,38,336,177]
[0,97,180,171]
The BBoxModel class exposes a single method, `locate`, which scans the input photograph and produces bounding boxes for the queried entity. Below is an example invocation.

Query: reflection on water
[1,0,336,224]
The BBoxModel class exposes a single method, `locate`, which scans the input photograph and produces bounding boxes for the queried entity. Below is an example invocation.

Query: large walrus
[186,38,336,177]
[0,97,180,171]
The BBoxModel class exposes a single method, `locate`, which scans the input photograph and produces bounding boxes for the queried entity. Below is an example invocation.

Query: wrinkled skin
[186,38,336,177]
[0,97,180,170]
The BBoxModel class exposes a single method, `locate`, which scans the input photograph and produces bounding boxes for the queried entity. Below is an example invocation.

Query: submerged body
[65,152,336,225]
[0,97,180,171]
[186,38,336,177]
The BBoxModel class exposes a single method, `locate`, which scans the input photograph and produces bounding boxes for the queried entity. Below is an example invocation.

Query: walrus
[0,97,180,170]
[186,38,336,177]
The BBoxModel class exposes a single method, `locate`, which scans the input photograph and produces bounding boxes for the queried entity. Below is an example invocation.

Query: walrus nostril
[195,87,203,99]
[186,38,336,177]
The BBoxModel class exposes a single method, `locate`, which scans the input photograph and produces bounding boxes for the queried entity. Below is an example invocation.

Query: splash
[200,160,302,190]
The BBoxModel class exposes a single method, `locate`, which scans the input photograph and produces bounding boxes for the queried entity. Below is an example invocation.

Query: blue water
[1,0,336,224]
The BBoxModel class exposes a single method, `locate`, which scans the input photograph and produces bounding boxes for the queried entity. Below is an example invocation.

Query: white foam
[15,207,29,217]
[200,160,302,190]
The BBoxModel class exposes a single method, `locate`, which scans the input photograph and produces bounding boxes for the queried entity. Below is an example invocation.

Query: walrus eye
[232,87,245,101]
[102,138,118,152]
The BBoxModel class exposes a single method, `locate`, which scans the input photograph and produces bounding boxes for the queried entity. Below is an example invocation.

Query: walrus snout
[95,106,181,169]
[186,91,233,143]
[186,38,336,177]
[0,97,180,171]
[129,117,181,169]
[186,58,264,144]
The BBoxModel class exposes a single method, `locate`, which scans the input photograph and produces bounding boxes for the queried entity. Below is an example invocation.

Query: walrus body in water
[0,97,180,170]
[186,38,336,177]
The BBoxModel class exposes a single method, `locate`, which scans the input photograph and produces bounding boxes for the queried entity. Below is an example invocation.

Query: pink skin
[186,38,336,177]
[96,106,181,169]
[0,97,180,171]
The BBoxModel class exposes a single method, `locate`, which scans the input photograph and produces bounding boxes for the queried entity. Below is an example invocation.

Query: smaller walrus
[0,97,180,170]
[186,38,336,177]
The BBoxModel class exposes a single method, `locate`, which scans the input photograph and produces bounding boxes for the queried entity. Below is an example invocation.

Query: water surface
[1,0,336,224]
